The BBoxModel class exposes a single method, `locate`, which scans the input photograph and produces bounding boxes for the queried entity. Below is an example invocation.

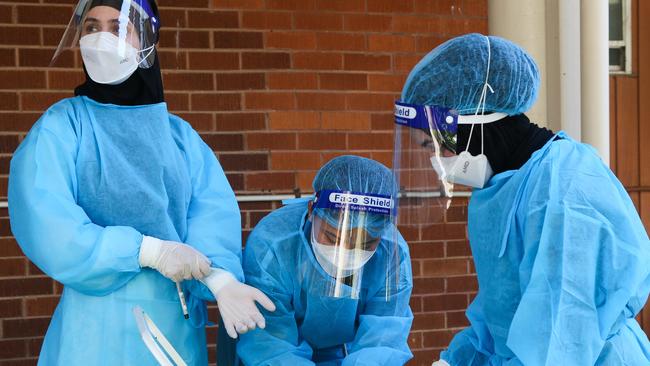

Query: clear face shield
[51,0,159,84]
[392,102,459,226]
[306,190,397,300]
[392,100,507,225]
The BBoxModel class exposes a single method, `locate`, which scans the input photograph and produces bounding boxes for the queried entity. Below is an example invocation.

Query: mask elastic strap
[136,44,156,67]
[465,35,494,155]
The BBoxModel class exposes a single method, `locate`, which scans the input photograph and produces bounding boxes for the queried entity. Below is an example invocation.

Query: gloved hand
[138,236,211,282]
[201,268,276,339]
[432,360,450,366]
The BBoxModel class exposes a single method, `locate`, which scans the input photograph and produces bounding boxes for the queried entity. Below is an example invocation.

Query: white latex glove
[432,360,450,366]
[201,268,276,339]
[139,236,211,282]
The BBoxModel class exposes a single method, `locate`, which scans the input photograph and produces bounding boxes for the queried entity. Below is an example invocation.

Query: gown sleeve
[177,121,243,302]
[506,166,650,366]
[342,233,414,366]
[236,228,316,366]
[8,107,143,296]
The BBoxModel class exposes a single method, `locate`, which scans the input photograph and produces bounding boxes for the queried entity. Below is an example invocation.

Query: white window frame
[609,0,632,74]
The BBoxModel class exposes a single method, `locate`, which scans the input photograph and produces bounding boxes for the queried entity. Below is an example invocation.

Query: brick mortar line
[0,26,483,34]
[0,50,423,58]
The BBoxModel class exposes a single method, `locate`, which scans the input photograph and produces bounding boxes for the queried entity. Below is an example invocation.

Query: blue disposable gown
[8,96,242,365]
[441,132,650,365]
[236,202,414,366]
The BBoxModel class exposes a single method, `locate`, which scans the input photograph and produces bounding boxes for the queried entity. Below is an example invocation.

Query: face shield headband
[313,190,394,216]
[311,189,393,252]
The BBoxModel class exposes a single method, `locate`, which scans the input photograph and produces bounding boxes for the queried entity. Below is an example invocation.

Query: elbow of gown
[8,124,142,296]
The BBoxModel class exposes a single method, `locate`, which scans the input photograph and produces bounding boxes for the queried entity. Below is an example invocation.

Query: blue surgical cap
[312,155,396,237]
[401,33,540,116]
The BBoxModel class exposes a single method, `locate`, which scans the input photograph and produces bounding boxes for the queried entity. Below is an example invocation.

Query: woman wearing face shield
[8,1,274,364]
[235,155,414,365]
[395,33,650,365]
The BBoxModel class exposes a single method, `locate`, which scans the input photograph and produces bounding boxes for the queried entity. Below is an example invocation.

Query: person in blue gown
[8,1,273,364]
[400,33,650,365]
[236,155,414,366]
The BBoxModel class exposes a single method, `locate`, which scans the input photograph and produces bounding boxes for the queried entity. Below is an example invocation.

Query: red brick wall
[0,0,487,364]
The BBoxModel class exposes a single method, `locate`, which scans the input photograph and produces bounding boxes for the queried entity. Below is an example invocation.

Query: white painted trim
[581,0,611,164]
[607,0,632,74]
[488,0,549,127]
[559,0,582,140]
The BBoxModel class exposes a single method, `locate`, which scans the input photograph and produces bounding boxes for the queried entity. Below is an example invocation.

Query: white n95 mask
[79,32,140,85]
[431,151,493,189]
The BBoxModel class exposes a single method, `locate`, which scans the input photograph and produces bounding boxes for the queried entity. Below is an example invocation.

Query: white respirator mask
[430,113,503,189]
[79,32,153,85]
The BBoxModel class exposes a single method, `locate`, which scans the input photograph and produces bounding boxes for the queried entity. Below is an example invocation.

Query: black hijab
[457,114,556,175]
[74,0,164,106]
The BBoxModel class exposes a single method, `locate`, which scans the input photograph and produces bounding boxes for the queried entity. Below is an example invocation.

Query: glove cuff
[138,235,163,268]
[201,268,236,297]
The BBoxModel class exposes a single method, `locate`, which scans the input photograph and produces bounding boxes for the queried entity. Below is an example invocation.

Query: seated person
[236,155,414,365]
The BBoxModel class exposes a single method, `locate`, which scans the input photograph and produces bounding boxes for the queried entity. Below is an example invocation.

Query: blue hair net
[401,33,540,116]
[312,155,396,238]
